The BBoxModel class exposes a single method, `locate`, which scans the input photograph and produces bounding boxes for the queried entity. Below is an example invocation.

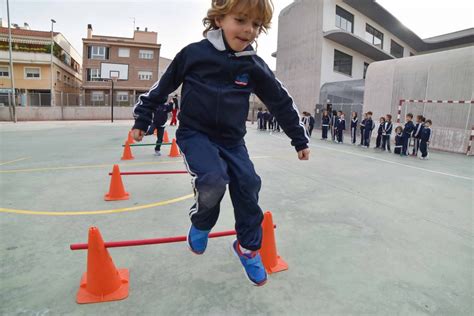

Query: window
[391,40,404,58]
[139,50,154,59]
[91,91,104,101]
[0,66,10,77]
[138,71,153,80]
[89,46,108,60]
[25,67,40,79]
[116,92,129,102]
[87,68,102,81]
[118,48,130,58]
[363,62,369,79]
[333,49,352,76]
[64,75,67,82]
[335,5,354,33]
[56,71,61,81]
[365,24,383,49]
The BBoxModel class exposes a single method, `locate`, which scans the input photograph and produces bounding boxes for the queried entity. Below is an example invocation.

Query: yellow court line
[0,160,183,174]
[0,193,194,216]
[0,156,270,174]
[0,157,30,166]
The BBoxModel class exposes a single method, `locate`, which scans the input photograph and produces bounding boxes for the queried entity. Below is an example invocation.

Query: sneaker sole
[231,242,267,287]
[187,225,205,255]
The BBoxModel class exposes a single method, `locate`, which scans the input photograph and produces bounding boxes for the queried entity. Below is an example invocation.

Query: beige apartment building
[0,23,82,106]
[82,25,161,106]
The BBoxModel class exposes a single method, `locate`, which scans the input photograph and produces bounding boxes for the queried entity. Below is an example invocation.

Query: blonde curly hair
[203,0,274,37]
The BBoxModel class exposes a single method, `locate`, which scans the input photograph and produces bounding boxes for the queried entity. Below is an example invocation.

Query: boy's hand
[298,148,310,160]
[132,129,145,142]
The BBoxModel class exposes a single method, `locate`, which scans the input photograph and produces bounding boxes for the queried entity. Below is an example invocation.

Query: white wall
[322,0,417,58]
[320,39,373,85]
[364,46,474,153]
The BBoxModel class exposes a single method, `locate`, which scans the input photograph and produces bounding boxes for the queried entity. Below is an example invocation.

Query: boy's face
[216,11,261,52]
[406,116,412,121]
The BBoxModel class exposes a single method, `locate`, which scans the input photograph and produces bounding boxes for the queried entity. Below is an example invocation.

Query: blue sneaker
[187,225,210,255]
[232,240,267,286]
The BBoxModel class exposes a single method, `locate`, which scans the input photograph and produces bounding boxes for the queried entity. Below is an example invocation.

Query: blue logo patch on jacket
[235,74,249,86]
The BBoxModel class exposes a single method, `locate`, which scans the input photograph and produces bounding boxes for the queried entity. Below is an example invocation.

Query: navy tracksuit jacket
[321,116,330,139]
[336,118,345,143]
[133,29,309,250]
[420,127,431,157]
[350,117,358,144]
[402,121,415,155]
[364,118,374,146]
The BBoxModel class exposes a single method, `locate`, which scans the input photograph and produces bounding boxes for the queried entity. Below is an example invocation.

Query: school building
[274,0,474,153]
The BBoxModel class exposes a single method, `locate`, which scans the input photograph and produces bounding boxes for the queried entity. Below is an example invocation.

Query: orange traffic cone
[163,130,170,143]
[168,138,180,157]
[104,165,130,201]
[121,141,134,160]
[76,227,129,304]
[260,211,288,274]
[127,130,135,144]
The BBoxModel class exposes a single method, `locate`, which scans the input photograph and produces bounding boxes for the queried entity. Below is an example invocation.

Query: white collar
[206,28,257,57]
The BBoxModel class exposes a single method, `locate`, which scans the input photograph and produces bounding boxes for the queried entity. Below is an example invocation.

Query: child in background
[394,126,403,154]
[359,112,367,146]
[307,112,315,137]
[170,94,180,126]
[336,112,345,143]
[321,110,329,140]
[375,116,385,149]
[272,115,280,132]
[350,112,358,145]
[363,111,374,148]
[330,110,338,142]
[381,114,392,152]
[146,98,173,156]
[263,109,270,130]
[402,113,415,156]
[419,119,432,159]
[131,0,309,286]
[256,107,263,130]
[412,115,424,156]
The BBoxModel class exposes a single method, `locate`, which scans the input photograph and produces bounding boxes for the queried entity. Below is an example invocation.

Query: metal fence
[0,92,140,107]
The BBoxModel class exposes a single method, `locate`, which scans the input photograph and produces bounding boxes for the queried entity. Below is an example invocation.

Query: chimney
[23,22,30,29]
[145,27,148,32]
[136,27,140,31]
[87,24,93,38]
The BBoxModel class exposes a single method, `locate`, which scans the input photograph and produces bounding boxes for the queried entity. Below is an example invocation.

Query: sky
[1,0,473,70]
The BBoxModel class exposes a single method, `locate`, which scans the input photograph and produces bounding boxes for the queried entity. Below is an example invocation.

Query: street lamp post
[6,0,16,122]
[50,19,56,106]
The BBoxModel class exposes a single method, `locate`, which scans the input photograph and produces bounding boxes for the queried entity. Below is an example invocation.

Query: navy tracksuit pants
[176,128,264,251]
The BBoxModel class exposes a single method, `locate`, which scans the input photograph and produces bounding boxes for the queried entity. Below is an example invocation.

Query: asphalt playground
[0,120,472,315]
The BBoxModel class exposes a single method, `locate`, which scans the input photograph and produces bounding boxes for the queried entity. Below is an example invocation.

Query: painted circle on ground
[0,194,194,216]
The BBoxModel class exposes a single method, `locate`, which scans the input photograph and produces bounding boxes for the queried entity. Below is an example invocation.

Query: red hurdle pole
[108,171,188,176]
[70,226,276,250]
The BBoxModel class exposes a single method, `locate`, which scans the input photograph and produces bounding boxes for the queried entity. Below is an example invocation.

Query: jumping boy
[132,0,310,286]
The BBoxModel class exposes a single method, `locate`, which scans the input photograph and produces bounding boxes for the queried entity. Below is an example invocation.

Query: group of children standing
[256,107,280,132]
[321,110,433,159]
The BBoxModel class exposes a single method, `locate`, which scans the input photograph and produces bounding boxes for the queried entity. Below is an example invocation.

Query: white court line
[270,134,473,181]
